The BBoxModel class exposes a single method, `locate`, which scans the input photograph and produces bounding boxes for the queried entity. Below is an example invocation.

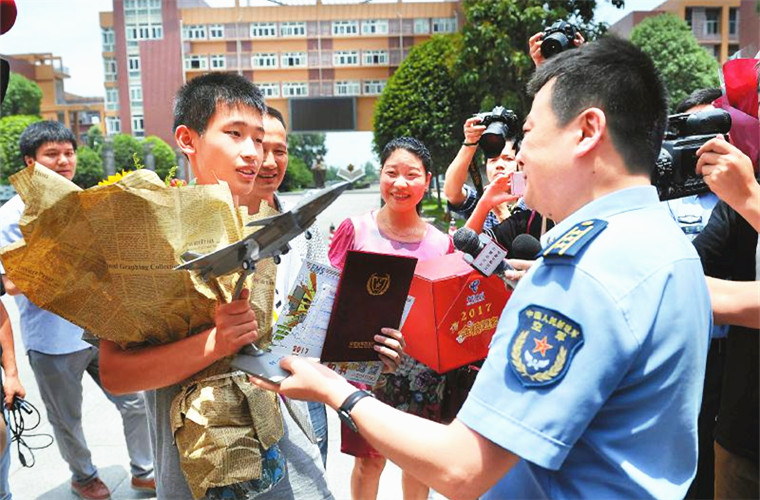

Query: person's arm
[1,276,20,296]
[100,289,260,394]
[251,357,519,499]
[464,175,518,233]
[706,277,760,329]
[0,302,25,409]
[696,134,760,231]
[444,118,485,206]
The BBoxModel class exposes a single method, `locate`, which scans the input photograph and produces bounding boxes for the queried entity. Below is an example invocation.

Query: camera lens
[479,121,508,159]
[541,32,570,59]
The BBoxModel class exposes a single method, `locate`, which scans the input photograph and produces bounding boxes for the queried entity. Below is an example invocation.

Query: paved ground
[2,186,444,499]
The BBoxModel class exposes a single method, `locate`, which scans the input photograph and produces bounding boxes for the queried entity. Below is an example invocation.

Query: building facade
[3,53,105,145]
[610,0,759,63]
[100,0,462,144]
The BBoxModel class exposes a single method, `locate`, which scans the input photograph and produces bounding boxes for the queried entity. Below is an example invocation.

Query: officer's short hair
[19,121,77,159]
[265,106,286,129]
[675,88,722,114]
[173,72,265,134]
[527,36,667,176]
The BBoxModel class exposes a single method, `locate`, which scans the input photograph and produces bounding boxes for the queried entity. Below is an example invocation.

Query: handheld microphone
[511,234,542,260]
[453,227,513,277]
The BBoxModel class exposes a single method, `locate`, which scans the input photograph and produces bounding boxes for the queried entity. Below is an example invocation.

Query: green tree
[143,136,176,179]
[288,133,327,170]
[112,133,144,171]
[72,145,104,188]
[86,125,104,152]
[362,161,379,184]
[630,14,719,110]
[280,156,313,192]
[0,74,43,117]
[373,34,466,206]
[0,115,41,182]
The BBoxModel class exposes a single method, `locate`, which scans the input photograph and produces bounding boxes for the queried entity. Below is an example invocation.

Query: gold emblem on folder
[366,273,391,296]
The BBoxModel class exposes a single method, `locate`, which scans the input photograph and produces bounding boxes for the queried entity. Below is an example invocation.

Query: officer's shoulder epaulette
[541,219,607,261]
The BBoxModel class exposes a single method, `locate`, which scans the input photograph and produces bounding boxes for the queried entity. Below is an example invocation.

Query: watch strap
[337,389,374,433]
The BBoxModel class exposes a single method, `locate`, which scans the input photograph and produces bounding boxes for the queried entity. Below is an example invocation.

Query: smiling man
[249,37,712,499]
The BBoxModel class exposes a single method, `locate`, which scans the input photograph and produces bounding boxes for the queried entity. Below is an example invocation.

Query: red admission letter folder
[321,250,418,362]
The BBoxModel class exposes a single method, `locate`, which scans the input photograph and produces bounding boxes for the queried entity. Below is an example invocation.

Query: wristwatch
[337,389,374,433]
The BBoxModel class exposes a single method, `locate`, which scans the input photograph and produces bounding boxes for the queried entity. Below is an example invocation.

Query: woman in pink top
[329,137,454,500]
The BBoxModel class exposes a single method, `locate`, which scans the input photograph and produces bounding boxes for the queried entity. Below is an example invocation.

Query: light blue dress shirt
[458,186,712,499]
[0,195,89,355]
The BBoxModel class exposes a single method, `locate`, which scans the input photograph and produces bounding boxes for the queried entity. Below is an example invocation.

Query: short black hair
[265,106,286,129]
[19,121,77,159]
[527,36,668,175]
[675,88,722,114]
[173,72,266,134]
[380,137,432,174]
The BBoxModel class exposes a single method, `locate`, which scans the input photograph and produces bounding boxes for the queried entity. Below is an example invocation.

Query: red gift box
[402,252,512,373]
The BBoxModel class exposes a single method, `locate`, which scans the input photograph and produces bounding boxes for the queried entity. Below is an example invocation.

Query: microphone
[511,234,542,260]
[0,0,17,35]
[453,227,513,277]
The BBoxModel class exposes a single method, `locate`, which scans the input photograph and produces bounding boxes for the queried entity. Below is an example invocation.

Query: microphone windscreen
[0,0,17,36]
[512,234,542,260]
[452,227,480,255]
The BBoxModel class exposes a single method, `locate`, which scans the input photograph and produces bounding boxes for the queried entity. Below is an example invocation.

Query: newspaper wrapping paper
[0,165,283,497]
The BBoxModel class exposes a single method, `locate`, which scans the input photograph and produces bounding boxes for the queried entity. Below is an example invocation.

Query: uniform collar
[541,185,659,247]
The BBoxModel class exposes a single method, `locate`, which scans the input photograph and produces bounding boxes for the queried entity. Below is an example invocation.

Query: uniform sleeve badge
[508,305,584,387]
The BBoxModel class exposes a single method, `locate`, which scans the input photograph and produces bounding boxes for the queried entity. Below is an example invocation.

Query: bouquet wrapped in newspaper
[0,164,284,498]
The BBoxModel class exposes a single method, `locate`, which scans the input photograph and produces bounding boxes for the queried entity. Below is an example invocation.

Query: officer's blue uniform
[458,186,712,499]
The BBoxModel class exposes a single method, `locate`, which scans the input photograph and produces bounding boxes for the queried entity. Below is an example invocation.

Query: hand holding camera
[471,106,519,159]
[529,22,584,67]
[696,134,757,210]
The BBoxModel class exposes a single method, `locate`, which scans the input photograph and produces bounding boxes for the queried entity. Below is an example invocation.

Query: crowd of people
[0,25,757,500]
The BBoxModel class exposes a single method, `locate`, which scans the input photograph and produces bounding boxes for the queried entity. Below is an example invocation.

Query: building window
[432,17,456,34]
[210,54,226,69]
[280,22,306,37]
[414,18,429,34]
[362,19,388,35]
[106,116,121,135]
[334,51,359,66]
[258,83,280,98]
[184,54,208,70]
[704,8,720,36]
[281,52,307,68]
[126,23,163,41]
[209,24,224,39]
[728,44,740,57]
[132,115,144,137]
[251,22,277,38]
[335,80,360,96]
[129,85,143,107]
[362,50,388,65]
[183,24,207,40]
[128,55,141,78]
[684,8,693,28]
[252,53,278,68]
[102,28,115,52]
[104,58,117,81]
[282,82,308,97]
[728,8,738,36]
[363,79,386,95]
[332,20,358,36]
[105,88,119,111]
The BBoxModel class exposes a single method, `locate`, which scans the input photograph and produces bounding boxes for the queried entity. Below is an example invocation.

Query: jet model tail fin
[180,251,203,262]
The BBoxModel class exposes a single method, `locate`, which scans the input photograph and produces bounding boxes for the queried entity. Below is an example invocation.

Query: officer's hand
[696,134,757,210]
[375,327,405,374]
[463,117,486,146]
[211,288,259,358]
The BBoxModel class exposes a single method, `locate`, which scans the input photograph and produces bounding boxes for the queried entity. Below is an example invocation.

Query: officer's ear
[574,107,605,159]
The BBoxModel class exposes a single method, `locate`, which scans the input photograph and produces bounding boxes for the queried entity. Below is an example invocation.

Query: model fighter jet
[174,180,351,299]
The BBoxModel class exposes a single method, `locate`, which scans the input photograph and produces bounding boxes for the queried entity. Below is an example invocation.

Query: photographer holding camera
[443,107,521,231]
[529,21,585,67]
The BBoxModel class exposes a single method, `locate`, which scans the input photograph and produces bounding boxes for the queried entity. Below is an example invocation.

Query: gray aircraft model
[175,180,351,299]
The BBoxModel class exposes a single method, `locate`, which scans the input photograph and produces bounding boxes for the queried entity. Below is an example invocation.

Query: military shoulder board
[542,219,607,262]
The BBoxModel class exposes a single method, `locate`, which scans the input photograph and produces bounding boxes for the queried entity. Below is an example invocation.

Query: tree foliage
[1,74,42,117]
[288,133,327,170]
[0,115,41,182]
[72,145,104,188]
[630,13,719,110]
[112,133,144,171]
[86,125,105,152]
[143,135,176,179]
[280,156,313,192]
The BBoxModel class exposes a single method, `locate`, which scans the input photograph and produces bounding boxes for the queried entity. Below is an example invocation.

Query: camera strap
[468,162,484,197]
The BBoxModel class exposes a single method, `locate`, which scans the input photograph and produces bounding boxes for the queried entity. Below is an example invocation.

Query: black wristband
[337,389,374,433]
[462,141,478,147]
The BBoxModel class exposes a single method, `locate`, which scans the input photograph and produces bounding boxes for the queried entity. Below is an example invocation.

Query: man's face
[26,141,77,181]
[516,80,576,220]
[251,115,288,198]
[485,140,518,182]
[191,103,264,196]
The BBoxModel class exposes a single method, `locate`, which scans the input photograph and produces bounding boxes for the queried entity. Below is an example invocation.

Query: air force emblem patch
[509,305,583,387]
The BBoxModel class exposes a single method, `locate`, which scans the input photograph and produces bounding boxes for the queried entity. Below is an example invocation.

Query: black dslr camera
[652,108,732,201]
[473,106,519,159]
[541,21,578,59]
